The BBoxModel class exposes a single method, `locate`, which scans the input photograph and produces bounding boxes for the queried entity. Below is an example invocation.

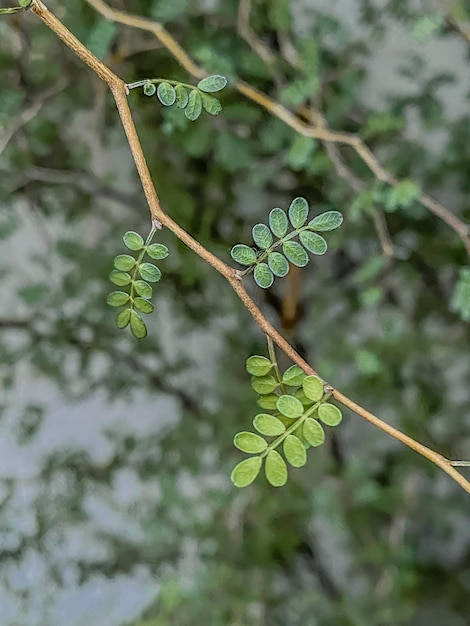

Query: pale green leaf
[123,231,144,250]
[253,413,286,436]
[299,231,327,255]
[201,93,222,115]
[302,375,324,401]
[233,431,268,454]
[257,394,279,410]
[276,395,304,418]
[246,355,272,376]
[157,82,176,106]
[265,450,287,487]
[268,252,289,277]
[282,365,306,386]
[114,254,135,271]
[139,263,162,282]
[130,310,147,339]
[146,243,169,260]
[251,375,278,395]
[185,90,203,120]
[143,82,156,96]
[282,241,309,267]
[288,197,309,228]
[116,308,131,329]
[283,435,307,467]
[308,211,343,231]
[134,280,152,299]
[303,418,325,446]
[252,223,273,249]
[175,84,188,108]
[109,270,132,286]
[318,403,343,426]
[107,291,130,307]
[254,263,274,289]
[269,207,288,238]
[197,75,227,93]
[231,244,257,266]
[134,297,154,314]
[231,456,262,487]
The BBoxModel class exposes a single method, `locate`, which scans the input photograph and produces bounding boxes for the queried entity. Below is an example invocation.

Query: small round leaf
[288,197,309,229]
[116,308,131,329]
[257,394,279,410]
[185,90,202,121]
[276,395,304,419]
[114,254,136,271]
[303,418,325,447]
[107,291,130,307]
[269,208,288,238]
[302,375,324,402]
[134,280,153,299]
[197,74,227,93]
[283,435,307,467]
[231,456,262,488]
[201,93,222,115]
[251,375,278,395]
[265,450,287,487]
[294,389,314,406]
[130,310,147,339]
[123,231,144,250]
[109,270,132,286]
[157,82,176,106]
[268,252,289,277]
[139,263,162,282]
[252,224,273,249]
[143,82,156,96]
[253,413,286,436]
[134,297,154,314]
[299,231,327,255]
[175,84,188,108]
[231,244,257,266]
[282,365,306,387]
[234,432,268,454]
[282,241,309,267]
[254,263,274,289]
[246,355,272,376]
[318,403,343,426]
[308,211,343,231]
[146,243,169,260]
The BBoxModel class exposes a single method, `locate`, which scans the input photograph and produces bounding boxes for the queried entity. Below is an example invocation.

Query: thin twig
[28,0,470,495]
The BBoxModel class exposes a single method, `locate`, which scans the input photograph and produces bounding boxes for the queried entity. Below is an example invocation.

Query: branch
[28,0,470,495]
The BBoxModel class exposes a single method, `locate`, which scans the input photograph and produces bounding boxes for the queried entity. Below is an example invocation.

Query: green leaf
[139,263,162,282]
[185,90,203,121]
[302,375,324,401]
[283,435,307,467]
[385,180,421,212]
[123,231,144,250]
[288,197,309,228]
[251,375,278,395]
[254,263,274,289]
[276,395,304,419]
[157,82,176,106]
[309,210,343,231]
[130,310,147,339]
[134,280,152,298]
[146,243,169,260]
[231,244,257,266]
[116,308,131,329]
[134,297,154,314]
[231,456,262,488]
[299,231,327,255]
[175,84,188,108]
[246,355,272,376]
[268,252,289,277]
[282,241,309,267]
[282,365,306,386]
[201,93,222,115]
[109,270,132,286]
[294,389,314,406]
[143,82,156,96]
[233,431,268,454]
[318,403,343,426]
[303,418,325,446]
[114,254,136,271]
[265,450,287,487]
[197,75,227,93]
[107,291,130,307]
[257,394,279,410]
[269,207,288,238]
[253,413,286,436]
[252,223,273,249]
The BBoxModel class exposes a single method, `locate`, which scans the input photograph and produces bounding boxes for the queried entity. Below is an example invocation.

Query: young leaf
[318,403,343,426]
[268,252,289,277]
[201,93,222,115]
[116,308,131,329]
[185,90,203,121]
[303,418,325,446]
[175,84,188,108]
[107,291,130,307]
[157,82,176,106]
[114,254,136,271]
[282,241,309,267]
[269,207,288,238]
[233,431,268,454]
[294,389,315,406]
[134,280,153,299]
[276,395,304,419]
[282,365,306,386]
[246,355,272,376]
[302,375,324,402]
[252,223,273,249]
[139,263,162,282]
[309,210,343,231]
[254,263,274,289]
[299,231,327,255]
[146,243,169,260]
[231,456,262,488]
[251,375,278,395]
[134,297,154,314]
[283,435,307,467]
[197,74,227,93]
[130,310,147,339]
[265,450,288,487]
[109,270,132,286]
[123,231,144,250]
[257,394,279,410]
[288,197,309,228]
[143,82,157,96]
[231,244,257,266]
[253,413,286,436]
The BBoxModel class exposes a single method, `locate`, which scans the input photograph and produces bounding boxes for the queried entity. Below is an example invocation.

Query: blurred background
[1,1,470,624]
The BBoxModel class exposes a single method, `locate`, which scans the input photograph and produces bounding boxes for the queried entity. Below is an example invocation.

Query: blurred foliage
[1,1,470,625]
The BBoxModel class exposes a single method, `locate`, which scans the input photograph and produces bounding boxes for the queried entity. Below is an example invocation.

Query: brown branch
[28,0,470,495]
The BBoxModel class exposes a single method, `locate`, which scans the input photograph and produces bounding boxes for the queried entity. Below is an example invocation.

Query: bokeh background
[1,1,470,624]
